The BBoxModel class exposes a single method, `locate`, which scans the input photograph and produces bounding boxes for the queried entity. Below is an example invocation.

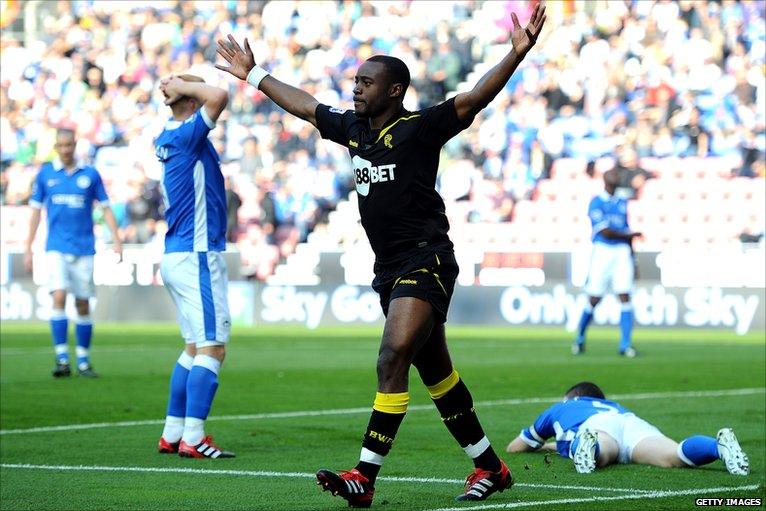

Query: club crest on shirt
[76,176,91,189]
[47,179,59,188]
[384,134,393,149]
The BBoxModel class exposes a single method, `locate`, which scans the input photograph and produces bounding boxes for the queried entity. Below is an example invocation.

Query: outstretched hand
[510,3,547,55]
[215,34,256,81]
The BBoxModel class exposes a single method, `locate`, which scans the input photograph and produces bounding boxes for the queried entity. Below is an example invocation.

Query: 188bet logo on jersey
[351,155,396,196]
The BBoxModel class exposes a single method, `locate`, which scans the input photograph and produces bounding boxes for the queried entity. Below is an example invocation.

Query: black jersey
[315,98,472,265]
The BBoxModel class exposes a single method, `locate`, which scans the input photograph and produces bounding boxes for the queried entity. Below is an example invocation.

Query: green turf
[1,323,764,510]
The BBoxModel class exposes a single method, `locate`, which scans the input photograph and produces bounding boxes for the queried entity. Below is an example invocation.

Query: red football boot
[158,437,179,454]
[455,460,514,501]
[316,468,375,508]
[178,435,235,458]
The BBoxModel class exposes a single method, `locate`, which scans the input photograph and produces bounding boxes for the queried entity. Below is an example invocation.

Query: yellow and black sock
[428,370,501,472]
[355,392,409,483]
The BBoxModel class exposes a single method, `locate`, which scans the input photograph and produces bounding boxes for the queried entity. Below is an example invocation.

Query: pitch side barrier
[1,281,763,334]
[2,249,763,332]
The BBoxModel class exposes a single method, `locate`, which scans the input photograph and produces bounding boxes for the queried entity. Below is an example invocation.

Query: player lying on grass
[506,381,750,476]
[216,3,546,508]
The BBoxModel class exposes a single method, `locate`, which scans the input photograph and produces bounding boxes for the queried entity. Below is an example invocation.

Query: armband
[246,65,270,89]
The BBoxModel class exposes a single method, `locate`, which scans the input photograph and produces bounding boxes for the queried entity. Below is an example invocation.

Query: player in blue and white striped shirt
[506,382,749,476]
[24,128,122,378]
[154,73,234,459]
[573,169,642,357]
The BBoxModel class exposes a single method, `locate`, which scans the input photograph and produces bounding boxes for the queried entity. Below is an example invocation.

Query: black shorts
[371,246,458,324]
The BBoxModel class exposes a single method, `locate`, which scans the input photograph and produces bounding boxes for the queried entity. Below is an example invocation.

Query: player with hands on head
[217,4,546,508]
[25,127,122,378]
[154,73,235,459]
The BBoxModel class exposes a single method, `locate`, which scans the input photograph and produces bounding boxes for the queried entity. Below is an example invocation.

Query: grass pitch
[1,323,764,510]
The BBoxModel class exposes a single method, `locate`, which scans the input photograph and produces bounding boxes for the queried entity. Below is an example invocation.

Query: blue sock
[619,304,633,352]
[678,436,719,466]
[50,309,69,364]
[186,355,221,421]
[75,315,93,370]
[167,351,195,417]
[576,303,594,344]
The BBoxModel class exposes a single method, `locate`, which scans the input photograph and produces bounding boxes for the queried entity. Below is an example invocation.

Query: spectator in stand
[1,0,764,275]
[612,146,653,200]
[225,176,242,243]
[125,178,162,244]
[239,136,263,178]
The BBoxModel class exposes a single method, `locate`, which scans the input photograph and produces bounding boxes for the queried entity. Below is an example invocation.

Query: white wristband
[246,65,269,89]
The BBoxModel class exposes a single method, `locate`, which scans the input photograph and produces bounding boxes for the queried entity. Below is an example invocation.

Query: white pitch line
[1,387,763,436]
[424,484,762,511]
[0,463,653,494]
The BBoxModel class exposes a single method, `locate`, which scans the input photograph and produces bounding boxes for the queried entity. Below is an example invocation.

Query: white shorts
[160,251,231,347]
[580,412,664,464]
[583,242,634,296]
[46,251,95,299]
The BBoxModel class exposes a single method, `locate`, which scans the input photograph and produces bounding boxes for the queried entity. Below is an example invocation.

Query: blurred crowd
[1,0,764,279]
[436,0,765,224]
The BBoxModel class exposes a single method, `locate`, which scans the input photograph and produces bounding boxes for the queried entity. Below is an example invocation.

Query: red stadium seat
[550,158,588,180]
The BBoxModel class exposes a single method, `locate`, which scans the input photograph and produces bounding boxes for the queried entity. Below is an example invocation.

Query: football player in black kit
[216,4,546,507]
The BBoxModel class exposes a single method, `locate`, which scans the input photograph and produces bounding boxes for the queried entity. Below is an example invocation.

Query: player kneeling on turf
[506,381,749,476]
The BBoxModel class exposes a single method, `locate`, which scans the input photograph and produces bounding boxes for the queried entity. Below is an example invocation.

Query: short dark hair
[56,128,76,141]
[565,381,605,400]
[367,55,410,97]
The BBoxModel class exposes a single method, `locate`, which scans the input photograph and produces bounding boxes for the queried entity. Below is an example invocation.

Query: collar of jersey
[164,118,183,130]
[373,111,421,144]
[598,191,615,201]
[52,158,84,173]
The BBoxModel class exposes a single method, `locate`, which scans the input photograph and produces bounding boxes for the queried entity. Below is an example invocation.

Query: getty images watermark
[696,498,762,507]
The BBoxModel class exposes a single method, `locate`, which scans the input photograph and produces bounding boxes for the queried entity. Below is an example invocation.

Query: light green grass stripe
[2,323,764,343]
[426,484,762,511]
[2,387,763,436]
[0,463,655,494]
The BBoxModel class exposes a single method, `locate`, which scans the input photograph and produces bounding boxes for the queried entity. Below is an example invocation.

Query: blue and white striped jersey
[29,160,109,256]
[155,108,226,253]
[588,192,630,245]
[519,397,630,458]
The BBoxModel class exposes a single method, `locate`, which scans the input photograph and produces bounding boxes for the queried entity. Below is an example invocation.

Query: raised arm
[215,35,319,127]
[454,3,547,122]
[162,78,229,123]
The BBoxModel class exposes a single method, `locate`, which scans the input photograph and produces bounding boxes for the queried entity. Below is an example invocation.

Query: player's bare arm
[541,441,557,451]
[506,436,536,453]
[454,3,546,122]
[23,207,42,273]
[215,35,319,127]
[161,76,229,123]
[101,206,123,260]
[506,436,558,453]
